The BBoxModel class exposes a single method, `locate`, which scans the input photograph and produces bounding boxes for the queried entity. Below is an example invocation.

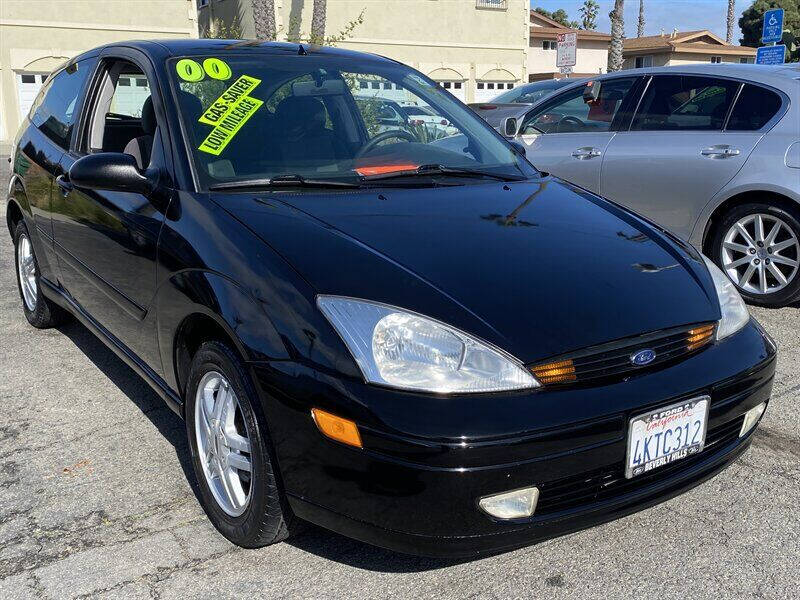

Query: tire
[711,202,800,308]
[185,341,296,548]
[13,220,66,328]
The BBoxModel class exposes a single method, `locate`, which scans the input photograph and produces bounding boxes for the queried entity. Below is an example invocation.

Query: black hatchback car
[7,40,775,557]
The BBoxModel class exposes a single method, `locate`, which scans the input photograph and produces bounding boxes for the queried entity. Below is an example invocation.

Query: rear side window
[30,61,91,149]
[726,84,782,131]
[632,75,739,131]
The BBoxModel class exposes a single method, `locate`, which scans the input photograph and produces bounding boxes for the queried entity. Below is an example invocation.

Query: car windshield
[168,54,534,190]
[492,79,571,104]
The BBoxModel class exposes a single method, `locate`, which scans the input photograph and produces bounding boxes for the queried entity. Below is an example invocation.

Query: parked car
[487,64,800,307]
[489,77,577,105]
[7,40,775,558]
[399,103,457,137]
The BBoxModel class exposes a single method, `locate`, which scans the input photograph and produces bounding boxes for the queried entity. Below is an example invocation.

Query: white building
[528,11,610,81]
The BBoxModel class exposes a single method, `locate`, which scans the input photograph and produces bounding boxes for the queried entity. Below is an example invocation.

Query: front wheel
[711,202,800,307]
[185,341,296,547]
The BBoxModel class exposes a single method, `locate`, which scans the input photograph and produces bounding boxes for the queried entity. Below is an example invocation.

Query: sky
[530,0,752,42]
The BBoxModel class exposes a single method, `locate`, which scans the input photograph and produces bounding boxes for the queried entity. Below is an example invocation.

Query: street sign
[761,8,784,44]
[556,32,577,69]
[756,44,786,65]
[559,66,573,75]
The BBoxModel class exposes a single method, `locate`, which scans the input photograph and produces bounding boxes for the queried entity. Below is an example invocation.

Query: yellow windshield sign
[199,75,261,126]
[198,96,264,156]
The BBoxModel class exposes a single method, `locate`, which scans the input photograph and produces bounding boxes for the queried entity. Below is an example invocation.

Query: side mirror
[68,153,156,196]
[501,117,518,137]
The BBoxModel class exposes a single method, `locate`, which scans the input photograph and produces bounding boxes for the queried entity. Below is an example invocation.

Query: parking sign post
[556,32,577,76]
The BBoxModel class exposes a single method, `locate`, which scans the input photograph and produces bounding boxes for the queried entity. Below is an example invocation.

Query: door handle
[56,174,73,196]
[701,146,741,158]
[571,147,602,160]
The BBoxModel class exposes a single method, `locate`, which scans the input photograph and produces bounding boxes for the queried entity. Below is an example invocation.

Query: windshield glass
[168,54,533,189]
[492,79,572,104]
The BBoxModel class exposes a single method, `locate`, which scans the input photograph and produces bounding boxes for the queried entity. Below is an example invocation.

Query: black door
[53,52,170,368]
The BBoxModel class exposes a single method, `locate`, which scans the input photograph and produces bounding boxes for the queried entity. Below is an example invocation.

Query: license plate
[625,396,710,479]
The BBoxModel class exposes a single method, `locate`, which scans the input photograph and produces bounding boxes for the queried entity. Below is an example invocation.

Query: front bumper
[252,320,775,558]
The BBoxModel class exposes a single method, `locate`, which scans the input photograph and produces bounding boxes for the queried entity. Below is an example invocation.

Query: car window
[169,55,533,189]
[109,74,151,118]
[726,84,783,131]
[30,61,91,149]
[520,78,636,134]
[631,75,739,132]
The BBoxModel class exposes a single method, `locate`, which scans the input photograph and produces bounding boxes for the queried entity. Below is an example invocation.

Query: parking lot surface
[1,161,798,598]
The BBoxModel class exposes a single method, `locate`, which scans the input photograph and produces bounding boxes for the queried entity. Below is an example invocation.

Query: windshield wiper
[209,174,362,191]
[360,164,526,182]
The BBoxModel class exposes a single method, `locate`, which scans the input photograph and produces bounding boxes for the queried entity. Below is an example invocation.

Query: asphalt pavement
[0,159,798,599]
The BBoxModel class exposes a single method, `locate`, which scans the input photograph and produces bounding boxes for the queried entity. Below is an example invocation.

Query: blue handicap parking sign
[761,8,784,44]
[756,45,786,65]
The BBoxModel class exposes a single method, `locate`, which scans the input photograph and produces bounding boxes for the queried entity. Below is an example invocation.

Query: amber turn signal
[531,359,576,384]
[687,324,715,351]
[311,408,363,448]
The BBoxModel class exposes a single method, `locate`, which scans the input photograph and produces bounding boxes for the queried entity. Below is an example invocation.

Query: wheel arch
[701,190,800,256]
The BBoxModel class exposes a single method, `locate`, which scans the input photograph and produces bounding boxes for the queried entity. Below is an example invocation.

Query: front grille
[530,323,716,386]
[535,416,744,516]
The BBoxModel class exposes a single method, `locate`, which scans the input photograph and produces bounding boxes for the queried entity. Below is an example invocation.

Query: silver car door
[517,77,639,193]
[600,75,763,240]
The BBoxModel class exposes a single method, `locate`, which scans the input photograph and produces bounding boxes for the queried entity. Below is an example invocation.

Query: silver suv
[507,64,800,307]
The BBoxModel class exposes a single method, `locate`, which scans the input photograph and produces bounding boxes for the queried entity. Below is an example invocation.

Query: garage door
[17,73,48,119]
[474,81,515,104]
[436,80,466,103]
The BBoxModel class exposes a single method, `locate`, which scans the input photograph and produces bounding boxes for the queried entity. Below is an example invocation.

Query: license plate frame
[625,396,710,479]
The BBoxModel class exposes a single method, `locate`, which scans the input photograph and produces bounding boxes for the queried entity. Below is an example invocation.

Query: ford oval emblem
[631,349,656,366]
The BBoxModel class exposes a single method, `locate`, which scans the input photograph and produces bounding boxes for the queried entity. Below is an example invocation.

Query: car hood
[218,177,719,365]
[468,103,531,129]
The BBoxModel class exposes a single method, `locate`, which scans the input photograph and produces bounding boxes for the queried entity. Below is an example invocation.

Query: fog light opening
[478,486,539,520]
[740,402,767,438]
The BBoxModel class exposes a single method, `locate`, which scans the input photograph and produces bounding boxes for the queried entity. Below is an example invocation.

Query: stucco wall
[199,0,530,103]
[622,51,753,70]
[0,0,198,149]
[528,38,608,75]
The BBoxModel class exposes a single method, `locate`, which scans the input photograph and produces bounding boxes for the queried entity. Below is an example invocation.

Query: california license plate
[625,396,710,479]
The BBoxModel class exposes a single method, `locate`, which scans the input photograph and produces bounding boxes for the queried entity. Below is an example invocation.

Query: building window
[542,40,557,51]
[21,74,36,84]
[359,81,368,89]
[635,55,654,68]
[198,0,208,6]
[453,82,462,89]
[711,56,722,64]
[739,57,754,64]
[477,83,485,90]
[476,0,507,9]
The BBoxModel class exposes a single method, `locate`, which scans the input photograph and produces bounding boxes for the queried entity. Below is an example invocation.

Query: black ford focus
[7,40,775,557]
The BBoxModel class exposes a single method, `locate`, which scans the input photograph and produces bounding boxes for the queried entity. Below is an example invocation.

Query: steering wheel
[356,130,418,158]
[556,116,585,133]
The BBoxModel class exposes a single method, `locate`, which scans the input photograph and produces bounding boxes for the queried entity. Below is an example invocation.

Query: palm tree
[252,0,276,41]
[726,0,735,43]
[311,0,328,44]
[637,0,645,37]
[608,0,625,72]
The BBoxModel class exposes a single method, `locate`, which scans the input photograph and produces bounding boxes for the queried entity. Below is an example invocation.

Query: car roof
[590,63,800,92]
[71,38,399,66]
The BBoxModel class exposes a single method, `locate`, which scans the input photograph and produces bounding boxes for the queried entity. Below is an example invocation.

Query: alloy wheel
[17,233,37,311]
[194,371,253,517]
[721,213,799,295]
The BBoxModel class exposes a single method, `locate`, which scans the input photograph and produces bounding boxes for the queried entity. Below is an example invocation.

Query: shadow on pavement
[55,316,469,572]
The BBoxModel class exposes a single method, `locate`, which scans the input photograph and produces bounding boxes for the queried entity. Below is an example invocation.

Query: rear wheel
[13,221,66,328]
[711,202,800,307]
[185,341,296,547]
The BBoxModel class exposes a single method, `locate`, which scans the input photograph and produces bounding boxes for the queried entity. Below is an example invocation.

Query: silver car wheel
[722,213,799,295]
[195,371,253,517]
[17,233,38,311]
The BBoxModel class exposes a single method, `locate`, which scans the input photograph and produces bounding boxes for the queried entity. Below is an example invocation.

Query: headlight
[317,296,540,394]
[702,256,749,341]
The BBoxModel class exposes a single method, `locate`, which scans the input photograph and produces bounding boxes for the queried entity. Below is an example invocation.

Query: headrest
[275,96,327,134]
[177,90,204,120]
[141,96,156,135]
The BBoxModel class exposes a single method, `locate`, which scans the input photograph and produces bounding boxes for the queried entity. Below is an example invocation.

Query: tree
[638,0,645,37]
[739,0,800,62]
[534,7,579,29]
[252,0,276,41]
[310,0,327,45]
[580,0,599,30]
[608,0,625,71]
[726,0,735,43]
